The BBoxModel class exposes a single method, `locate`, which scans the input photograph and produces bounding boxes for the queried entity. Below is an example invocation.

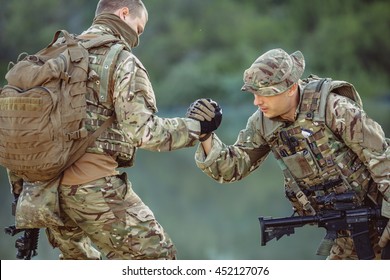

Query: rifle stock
[259,215,320,246]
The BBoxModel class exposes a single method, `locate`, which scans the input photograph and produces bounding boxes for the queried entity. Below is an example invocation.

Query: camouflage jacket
[82,23,200,167]
[195,77,390,216]
[7,23,201,192]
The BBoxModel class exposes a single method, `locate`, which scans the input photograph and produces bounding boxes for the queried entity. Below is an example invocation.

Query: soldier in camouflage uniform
[190,48,390,259]
[6,0,222,260]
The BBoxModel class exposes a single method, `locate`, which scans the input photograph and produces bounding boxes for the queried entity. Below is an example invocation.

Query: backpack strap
[98,44,125,103]
[47,30,76,48]
[299,78,329,121]
[79,34,125,103]
[61,115,115,173]
[300,77,362,123]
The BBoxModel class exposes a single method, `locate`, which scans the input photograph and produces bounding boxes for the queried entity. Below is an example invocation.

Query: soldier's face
[252,85,298,121]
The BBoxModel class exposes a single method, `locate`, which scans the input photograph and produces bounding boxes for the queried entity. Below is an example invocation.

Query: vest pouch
[282,149,319,179]
[15,177,64,229]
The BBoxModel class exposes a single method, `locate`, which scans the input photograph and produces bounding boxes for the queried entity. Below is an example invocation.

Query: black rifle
[4,226,39,260]
[259,192,390,259]
[4,194,39,260]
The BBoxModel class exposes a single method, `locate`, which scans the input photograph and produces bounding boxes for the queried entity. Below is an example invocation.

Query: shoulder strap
[98,44,125,103]
[79,34,125,103]
[299,78,329,122]
[47,30,76,48]
[61,115,115,173]
[300,77,362,122]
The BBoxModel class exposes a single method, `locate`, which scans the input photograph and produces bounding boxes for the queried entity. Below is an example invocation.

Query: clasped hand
[186,98,222,141]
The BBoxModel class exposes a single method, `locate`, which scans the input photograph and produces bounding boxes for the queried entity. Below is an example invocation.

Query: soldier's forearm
[200,134,213,155]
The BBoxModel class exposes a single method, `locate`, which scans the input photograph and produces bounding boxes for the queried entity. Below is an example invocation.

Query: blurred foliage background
[0,0,389,260]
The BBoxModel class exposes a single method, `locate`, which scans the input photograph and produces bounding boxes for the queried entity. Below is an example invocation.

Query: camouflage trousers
[46,173,177,260]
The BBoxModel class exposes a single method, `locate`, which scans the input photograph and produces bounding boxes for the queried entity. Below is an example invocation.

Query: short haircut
[95,0,146,17]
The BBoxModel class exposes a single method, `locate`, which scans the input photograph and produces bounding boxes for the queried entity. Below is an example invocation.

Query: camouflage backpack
[0,30,122,182]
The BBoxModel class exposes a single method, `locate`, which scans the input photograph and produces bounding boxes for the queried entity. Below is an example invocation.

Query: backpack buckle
[65,128,88,141]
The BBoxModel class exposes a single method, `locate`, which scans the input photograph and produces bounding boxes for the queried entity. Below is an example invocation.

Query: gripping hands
[186,98,222,141]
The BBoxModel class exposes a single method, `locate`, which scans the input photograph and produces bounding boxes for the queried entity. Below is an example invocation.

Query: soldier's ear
[122,7,129,17]
[115,7,129,20]
[287,83,298,97]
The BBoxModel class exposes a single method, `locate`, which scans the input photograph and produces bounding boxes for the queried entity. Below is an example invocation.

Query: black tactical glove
[186,98,222,141]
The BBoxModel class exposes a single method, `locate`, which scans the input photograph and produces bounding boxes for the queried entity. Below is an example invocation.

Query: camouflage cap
[241,48,305,96]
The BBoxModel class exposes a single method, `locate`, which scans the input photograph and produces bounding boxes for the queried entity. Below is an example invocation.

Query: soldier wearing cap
[192,48,390,259]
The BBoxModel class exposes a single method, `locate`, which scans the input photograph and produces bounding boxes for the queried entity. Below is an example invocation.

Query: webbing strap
[0,144,49,155]
[47,30,75,48]
[272,144,316,215]
[0,133,51,143]
[99,44,124,102]
[0,121,41,130]
[0,110,42,118]
[282,168,316,215]
[60,114,115,173]
[299,78,328,120]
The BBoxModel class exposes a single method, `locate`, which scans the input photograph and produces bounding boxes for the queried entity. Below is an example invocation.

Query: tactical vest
[82,39,134,167]
[260,76,379,215]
